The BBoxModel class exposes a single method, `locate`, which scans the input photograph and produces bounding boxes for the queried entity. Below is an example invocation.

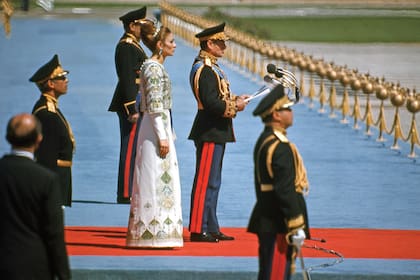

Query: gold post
[307,61,316,109]
[361,75,375,136]
[408,114,420,158]
[316,61,327,113]
[406,95,420,158]
[374,83,389,142]
[350,73,362,130]
[339,68,351,124]
[389,90,406,150]
[327,64,338,118]
[297,54,308,101]
[319,78,327,113]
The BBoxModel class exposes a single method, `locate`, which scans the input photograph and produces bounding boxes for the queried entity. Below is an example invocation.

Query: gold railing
[159,1,420,158]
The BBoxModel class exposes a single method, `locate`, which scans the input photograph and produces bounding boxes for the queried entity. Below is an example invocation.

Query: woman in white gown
[126,20,183,248]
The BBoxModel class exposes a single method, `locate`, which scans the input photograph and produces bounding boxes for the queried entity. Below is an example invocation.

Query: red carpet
[65,227,420,259]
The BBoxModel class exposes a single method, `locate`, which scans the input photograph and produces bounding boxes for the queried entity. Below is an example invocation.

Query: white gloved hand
[291,229,306,249]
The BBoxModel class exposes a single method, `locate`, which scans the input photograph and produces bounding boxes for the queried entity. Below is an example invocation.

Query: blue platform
[1,16,419,279]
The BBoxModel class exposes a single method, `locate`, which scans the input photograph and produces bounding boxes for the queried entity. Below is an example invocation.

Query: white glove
[291,229,306,249]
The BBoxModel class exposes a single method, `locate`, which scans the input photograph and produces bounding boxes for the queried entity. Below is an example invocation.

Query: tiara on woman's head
[153,20,161,38]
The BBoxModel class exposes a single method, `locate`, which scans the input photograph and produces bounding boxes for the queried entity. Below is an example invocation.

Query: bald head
[6,113,42,149]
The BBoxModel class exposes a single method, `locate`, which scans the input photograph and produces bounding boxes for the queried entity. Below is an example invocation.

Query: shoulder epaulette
[46,100,56,113]
[119,36,143,52]
[33,106,46,115]
[273,129,289,143]
[204,56,212,67]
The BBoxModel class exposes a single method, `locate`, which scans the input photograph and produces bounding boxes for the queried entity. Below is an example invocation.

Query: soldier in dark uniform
[248,84,310,280]
[108,6,148,204]
[30,54,75,207]
[188,22,249,242]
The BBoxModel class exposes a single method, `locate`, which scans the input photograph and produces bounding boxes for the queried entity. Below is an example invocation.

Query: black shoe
[210,232,235,241]
[190,232,219,243]
[117,197,131,204]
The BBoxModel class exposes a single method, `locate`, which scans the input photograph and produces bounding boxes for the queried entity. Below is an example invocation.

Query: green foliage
[203,7,270,39]
[200,6,420,42]
[252,16,420,43]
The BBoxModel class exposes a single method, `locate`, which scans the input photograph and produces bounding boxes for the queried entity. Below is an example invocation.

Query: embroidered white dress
[126,59,183,248]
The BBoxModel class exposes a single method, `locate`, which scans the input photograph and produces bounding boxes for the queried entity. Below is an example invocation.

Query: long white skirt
[126,110,183,248]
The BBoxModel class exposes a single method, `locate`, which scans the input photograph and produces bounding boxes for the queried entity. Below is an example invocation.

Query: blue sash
[189,59,226,93]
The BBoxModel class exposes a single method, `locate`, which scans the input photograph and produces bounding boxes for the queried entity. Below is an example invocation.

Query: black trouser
[257,232,293,280]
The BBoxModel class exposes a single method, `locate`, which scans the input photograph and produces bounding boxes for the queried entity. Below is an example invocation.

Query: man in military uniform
[248,84,310,280]
[188,22,249,242]
[30,54,75,207]
[108,6,148,204]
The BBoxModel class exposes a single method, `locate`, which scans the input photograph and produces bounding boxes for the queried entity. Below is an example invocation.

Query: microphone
[263,75,300,104]
[263,75,281,86]
[266,63,283,78]
[267,64,298,87]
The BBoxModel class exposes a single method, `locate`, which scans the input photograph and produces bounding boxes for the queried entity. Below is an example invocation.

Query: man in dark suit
[0,113,71,280]
[108,6,148,204]
[248,84,310,280]
[188,22,249,242]
[31,54,75,207]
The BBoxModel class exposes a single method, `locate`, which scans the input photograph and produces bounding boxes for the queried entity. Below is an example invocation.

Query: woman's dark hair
[199,40,208,50]
[123,22,131,32]
[140,20,171,55]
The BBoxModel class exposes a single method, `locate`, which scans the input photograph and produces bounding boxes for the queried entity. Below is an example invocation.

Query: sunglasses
[276,107,292,112]
[51,76,67,81]
[211,39,227,45]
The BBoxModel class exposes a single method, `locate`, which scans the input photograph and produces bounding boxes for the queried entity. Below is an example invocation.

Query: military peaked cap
[195,22,229,41]
[253,84,294,118]
[119,6,147,24]
[29,54,69,84]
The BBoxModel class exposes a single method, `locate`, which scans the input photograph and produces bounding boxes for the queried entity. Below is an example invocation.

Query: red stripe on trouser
[190,142,215,233]
[270,234,288,280]
[123,122,137,198]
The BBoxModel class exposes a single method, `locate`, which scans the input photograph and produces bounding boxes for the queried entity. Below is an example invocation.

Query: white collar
[11,149,34,160]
